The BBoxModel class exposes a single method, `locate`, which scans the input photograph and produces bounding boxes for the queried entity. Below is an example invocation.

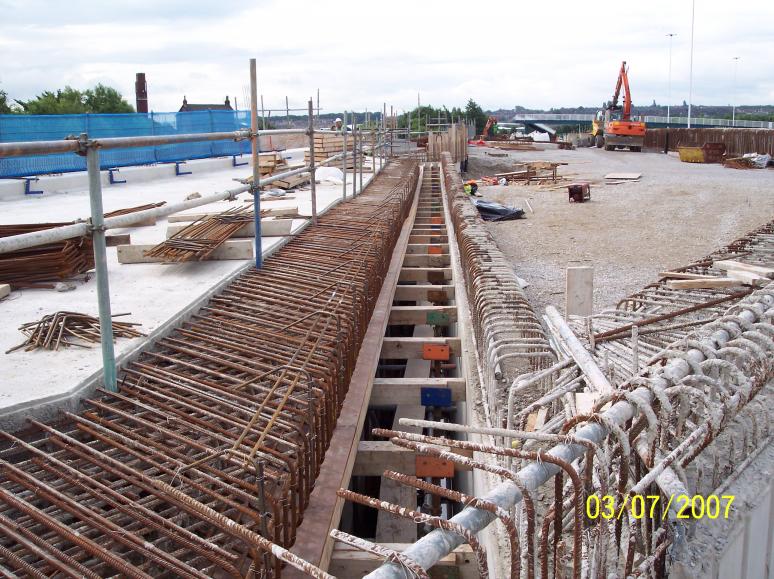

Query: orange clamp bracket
[415,455,454,478]
[422,343,450,361]
[430,216,443,225]
[428,245,443,255]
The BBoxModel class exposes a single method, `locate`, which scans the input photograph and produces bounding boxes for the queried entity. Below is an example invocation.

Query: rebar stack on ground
[7,311,144,353]
[144,206,265,262]
[440,152,556,428]
[0,159,419,577]
[0,223,94,288]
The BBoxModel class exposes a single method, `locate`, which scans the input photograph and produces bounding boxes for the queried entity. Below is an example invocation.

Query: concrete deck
[0,152,383,429]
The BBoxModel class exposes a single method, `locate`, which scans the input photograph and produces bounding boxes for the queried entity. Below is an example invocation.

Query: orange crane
[591,61,646,151]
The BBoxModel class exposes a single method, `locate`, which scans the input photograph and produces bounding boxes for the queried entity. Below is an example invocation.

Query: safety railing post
[308,98,318,225]
[250,58,263,268]
[83,134,117,392]
[342,110,348,201]
[351,113,356,198]
[358,125,363,194]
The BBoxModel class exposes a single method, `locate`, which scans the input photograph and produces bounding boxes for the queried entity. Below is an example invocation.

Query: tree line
[0,84,134,115]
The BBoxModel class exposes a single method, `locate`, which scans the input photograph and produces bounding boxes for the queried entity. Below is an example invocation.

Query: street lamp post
[667,33,677,126]
[687,0,695,128]
[732,56,740,127]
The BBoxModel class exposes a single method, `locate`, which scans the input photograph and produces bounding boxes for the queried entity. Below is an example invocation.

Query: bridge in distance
[510,113,773,129]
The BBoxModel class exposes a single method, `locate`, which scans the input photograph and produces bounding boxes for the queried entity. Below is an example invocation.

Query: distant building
[179,96,233,112]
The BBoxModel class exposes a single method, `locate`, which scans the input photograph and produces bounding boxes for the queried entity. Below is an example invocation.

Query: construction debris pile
[481,161,567,186]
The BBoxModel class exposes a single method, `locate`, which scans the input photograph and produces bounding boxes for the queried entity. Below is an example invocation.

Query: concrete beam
[117,239,255,263]
[165,218,293,239]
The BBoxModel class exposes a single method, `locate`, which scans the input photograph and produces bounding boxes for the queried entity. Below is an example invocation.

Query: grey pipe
[367,290,774,578]
[250,58,262,269]
[86,144,117,392]
[0,129,307,159]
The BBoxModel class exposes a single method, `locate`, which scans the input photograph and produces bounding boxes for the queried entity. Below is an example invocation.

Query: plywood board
[604,172,642,180]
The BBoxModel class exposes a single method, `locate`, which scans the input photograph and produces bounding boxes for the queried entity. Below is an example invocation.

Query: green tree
[16,87,88,114]
[464,98,489,135]
[0,90,13,114]
[84,84,134,113]
[16,84,134,114]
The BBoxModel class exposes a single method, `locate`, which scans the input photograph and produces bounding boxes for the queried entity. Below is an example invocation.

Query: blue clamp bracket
[420,387,453,407]
[23,177,43,195]
[232,155,248,167]
[108,168,126,184]
[175,161,192,176]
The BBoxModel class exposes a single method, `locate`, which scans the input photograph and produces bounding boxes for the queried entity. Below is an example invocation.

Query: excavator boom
[595,61,646,151]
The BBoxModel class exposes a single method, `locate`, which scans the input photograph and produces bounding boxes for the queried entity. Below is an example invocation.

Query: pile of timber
[0,223,94,289]
[305,132,360,169]
[143,206,265,262]
[662,259,774,290]
[258,152,287,176]
[482,161,566,185]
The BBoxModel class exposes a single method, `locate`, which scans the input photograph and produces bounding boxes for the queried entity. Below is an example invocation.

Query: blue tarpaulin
[0,110,253,178]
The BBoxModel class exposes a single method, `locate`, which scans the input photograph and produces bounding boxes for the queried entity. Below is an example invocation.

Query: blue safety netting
[0,110,254,178]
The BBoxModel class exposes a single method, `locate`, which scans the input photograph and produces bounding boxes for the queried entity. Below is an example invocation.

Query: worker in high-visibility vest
[463,179,480,196]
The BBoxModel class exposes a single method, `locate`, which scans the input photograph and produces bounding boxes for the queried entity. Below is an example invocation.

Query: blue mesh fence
[0,110,253,178]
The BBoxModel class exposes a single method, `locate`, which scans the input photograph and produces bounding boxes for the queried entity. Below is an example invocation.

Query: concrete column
[565,265,593,318]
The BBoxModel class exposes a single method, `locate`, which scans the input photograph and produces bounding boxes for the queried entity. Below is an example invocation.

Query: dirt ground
[467,145,774,315]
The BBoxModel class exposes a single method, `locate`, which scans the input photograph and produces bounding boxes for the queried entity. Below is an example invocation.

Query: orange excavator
[592,61,646,151]
[474,116,499,144]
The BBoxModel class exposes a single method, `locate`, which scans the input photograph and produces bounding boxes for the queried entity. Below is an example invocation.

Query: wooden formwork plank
[398,267,452,282]
[369,378,466,406]
[393,284,455,301]
[388,305,457,325]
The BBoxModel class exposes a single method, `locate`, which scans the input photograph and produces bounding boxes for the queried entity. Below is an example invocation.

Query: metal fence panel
[0,110,253,177]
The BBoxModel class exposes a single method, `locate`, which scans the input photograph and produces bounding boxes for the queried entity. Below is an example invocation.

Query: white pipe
[0,150,348,256]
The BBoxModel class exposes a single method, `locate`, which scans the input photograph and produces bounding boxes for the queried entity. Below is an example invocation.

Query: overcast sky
[1,0,772,114]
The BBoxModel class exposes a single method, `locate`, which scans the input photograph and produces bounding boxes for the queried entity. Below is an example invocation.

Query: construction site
[1,13,774,576]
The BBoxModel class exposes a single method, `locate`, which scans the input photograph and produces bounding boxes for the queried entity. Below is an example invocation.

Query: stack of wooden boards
[305,132,360,169]
[257,152,287,176]
[243,152,310,190]
[662,259,774,290]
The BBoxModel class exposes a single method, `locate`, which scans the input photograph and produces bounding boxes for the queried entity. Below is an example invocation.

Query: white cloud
[1,0,772,113]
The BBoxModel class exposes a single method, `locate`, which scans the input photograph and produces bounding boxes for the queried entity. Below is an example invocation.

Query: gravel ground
[467,145,774,314]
